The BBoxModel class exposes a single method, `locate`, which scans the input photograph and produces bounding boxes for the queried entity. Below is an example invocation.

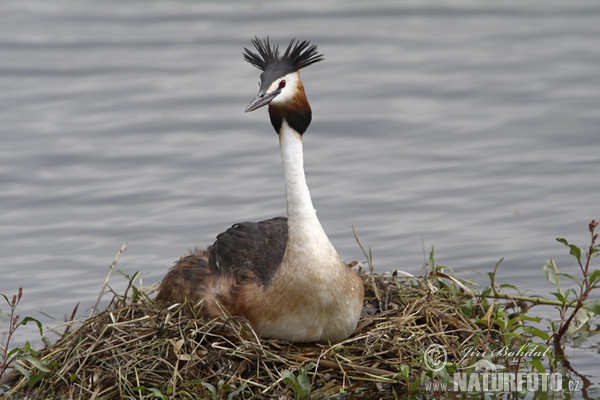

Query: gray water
[1,0,599,394]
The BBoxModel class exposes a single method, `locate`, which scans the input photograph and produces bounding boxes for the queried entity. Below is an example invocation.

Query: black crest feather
[243,37,324,73]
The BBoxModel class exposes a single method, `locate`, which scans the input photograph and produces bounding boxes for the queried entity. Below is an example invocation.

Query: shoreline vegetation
[1,220,598,399]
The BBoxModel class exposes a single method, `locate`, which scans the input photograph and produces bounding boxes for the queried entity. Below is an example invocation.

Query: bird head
[243,37,323,113]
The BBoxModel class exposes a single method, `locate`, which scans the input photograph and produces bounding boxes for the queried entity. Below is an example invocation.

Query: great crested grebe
[156,37,364,343]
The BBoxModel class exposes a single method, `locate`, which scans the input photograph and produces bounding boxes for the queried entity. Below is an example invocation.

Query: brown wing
[156,217,288,308]
[155,248,213,305]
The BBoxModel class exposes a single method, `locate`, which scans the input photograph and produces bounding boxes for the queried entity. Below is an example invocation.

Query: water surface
[1,0,598,392]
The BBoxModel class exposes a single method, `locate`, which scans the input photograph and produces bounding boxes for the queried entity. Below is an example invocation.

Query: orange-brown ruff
[156,37,364,343]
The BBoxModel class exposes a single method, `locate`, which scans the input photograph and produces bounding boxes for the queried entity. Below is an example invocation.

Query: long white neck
[279,120,332,248]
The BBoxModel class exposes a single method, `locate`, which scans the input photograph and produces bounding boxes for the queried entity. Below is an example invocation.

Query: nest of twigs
[6,266,487,399]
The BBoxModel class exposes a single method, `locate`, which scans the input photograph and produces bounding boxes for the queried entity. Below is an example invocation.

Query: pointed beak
[245,90,280,113]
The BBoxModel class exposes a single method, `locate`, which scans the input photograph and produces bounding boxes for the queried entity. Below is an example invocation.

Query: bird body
[157,37,364,343]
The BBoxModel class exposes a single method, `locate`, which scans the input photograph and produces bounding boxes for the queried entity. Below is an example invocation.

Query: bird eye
[278,79,286,89]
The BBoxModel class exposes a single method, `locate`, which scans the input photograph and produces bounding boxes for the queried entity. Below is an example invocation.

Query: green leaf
[511,326,525,335]
[21,354,50,373]
[515,314,542,323]
[28,373,45,389]
[556,238,582,262]
[550,291,566,304]
[280,369,311,400]
[227,384,248,400]
[146,388,168,399]
[479,286,492,299]
[12,363,31,381]
[530,358,545,373]
[175,390,193,399]
[200,381,217,399]
[7,346,23,359]
[558,272,583,286]
[566,308,592,336]
[429,247,436,269]
[297,373,311,394]
[559,272,582,286]
[525,327,551,341]
[583,299,600,315]
[132,386,168,400]
[543,260,563,295]
[131,286,140,302]
[564,288,577,300]
[18,316,43,336]
[589,269,600,284]
[400,364,410,381]
[499,283,519,292]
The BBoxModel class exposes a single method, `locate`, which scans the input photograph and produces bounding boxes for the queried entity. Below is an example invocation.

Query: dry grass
[5,263,490,399]
[7,221,599,398]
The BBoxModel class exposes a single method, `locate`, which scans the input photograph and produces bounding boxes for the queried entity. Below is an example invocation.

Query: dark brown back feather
[156,216,289,308]
[212,216,288,286]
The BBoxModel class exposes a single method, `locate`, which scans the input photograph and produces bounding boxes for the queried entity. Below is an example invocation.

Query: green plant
[280,364,313,400]
[196,380,249,400]
[461,219,599,396]
[480,220,599,346]
[1,287,49,388]
[548,219,600,350]
[400,364,430,396]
